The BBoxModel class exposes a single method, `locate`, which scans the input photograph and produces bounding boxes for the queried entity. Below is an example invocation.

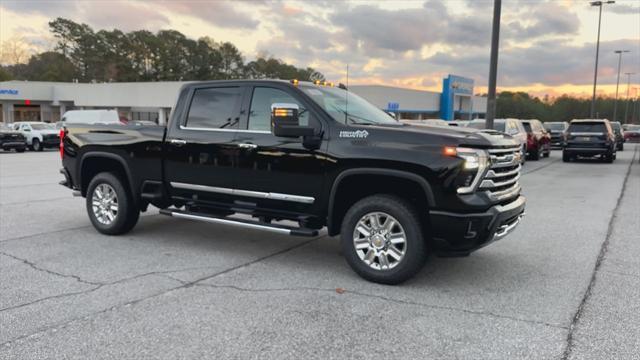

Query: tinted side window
[248,87,309,131]
[186,87,242,129]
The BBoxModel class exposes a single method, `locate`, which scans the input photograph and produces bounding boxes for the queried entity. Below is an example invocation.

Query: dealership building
[0,75,485,124]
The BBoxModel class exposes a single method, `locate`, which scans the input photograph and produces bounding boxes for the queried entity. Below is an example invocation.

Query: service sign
[448,75,474,95]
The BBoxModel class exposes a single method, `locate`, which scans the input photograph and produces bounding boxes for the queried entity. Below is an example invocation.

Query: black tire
[618,143,624,151]
[340,194,427,285]
[528,145,540,161]
[604,152,614,163]
[31,138,42,152]
[543,146,550,158]
[16,148,25,153]
[86,172,140,235]
[562,151,571,162]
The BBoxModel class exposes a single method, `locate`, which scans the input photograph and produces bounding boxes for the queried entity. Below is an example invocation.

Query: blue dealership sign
[0,89,19,95]
[387,102,400,111]
[441,75,474,120]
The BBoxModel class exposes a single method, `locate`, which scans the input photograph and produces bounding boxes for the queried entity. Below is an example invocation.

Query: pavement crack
[0,251,103,286]
[192,283,567,330]
[0,285,103,313]
[0,236,323,347]
[522,158,560,174]
[560,146,637,360]
[0,225,92,243]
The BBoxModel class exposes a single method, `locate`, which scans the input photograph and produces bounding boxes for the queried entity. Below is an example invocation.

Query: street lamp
[485,0,502,130]
[612,50,630,122]
[590,0,615,119]
[623,72,635,123]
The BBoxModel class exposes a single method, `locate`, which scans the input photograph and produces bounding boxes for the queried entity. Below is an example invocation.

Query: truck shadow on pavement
[124,213,536,292]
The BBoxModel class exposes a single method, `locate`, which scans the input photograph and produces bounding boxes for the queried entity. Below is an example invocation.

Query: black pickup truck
[59,80,526,284]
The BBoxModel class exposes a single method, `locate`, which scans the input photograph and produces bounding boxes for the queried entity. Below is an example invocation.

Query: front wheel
[340,195,427,285]
[31,138,42,152]
[86,172,139,235]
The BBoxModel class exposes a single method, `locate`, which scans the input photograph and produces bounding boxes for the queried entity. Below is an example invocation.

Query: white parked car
[466,118,528,164]
[12,122,59,151]
[61,110,121,126]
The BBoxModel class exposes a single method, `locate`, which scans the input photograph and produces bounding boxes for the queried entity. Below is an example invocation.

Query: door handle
[170,139,187,146]
[237,143,258,149]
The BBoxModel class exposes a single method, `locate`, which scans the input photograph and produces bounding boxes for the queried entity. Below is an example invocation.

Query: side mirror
[271,103,314,138]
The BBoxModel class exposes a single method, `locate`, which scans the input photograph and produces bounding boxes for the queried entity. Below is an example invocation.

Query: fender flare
[327,168,436,235]
[79,152,137,203]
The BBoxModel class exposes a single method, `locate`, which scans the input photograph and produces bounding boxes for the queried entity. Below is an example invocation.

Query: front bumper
[1,141,27,150]
[429,195,526,256]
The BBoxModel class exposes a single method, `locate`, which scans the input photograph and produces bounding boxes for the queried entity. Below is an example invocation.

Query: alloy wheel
[91,183,118,225]
[352,212,407,270]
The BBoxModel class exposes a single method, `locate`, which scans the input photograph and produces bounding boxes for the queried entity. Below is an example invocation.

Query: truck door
[164,84,247,206]
[230,85,328,219]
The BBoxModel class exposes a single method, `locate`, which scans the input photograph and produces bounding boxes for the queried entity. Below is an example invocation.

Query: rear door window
[568,123,606,133]
[185,87,242,129]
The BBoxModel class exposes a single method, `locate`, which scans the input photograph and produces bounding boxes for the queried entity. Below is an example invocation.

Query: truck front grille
[480,146,522,201]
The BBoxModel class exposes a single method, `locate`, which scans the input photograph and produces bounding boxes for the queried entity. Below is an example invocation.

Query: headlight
[454,147,489,194]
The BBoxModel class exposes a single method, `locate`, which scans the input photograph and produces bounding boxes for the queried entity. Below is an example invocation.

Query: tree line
[0,18,324,83]
[495,91,638,123]
[0,18,637,123]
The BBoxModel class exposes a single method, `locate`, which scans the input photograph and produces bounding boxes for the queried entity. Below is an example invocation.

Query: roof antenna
[345,64,349,124]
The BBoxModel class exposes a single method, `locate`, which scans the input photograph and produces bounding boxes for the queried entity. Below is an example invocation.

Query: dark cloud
[157,1,259,29]
[427,39,640,87]
[0,0,169,32]
[608,3,640,15]
[330,4,447,53]
[503,3,579,40]
[0,0,78,17]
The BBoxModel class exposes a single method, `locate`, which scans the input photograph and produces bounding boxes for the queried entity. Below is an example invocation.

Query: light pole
[590,1,615,118]
[612,50,629,122]
[485,0,502,130]
[623,72,635,123]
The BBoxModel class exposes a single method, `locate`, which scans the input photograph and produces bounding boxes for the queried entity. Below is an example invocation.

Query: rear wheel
[86,172,139,235]
[340,194,427,285]
[604,152,614,163]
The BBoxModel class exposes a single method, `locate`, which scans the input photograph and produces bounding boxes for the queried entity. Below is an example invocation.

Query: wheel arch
[327,168,435,236]
[79,152,136,204]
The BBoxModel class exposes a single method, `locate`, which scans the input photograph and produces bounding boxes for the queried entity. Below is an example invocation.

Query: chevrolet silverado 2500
[60,80,526,284]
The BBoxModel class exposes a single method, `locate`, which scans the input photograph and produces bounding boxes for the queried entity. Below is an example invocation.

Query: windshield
[30,123,52,130]
[568,122,606,133]
[625,125,640,131]
[522,123,532,132]
[545,123,565,131]
[610,122,621,130]
[300,85,398,125]
[466,120,506,132]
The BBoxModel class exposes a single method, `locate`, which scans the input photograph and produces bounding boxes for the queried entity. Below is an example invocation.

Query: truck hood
[366,123,519,148]
[35,129,59,135]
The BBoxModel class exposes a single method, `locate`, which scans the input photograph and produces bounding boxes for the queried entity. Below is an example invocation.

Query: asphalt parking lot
[1,146,638,359]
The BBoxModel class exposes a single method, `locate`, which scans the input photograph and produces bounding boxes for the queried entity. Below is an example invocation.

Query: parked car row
[1,110,163,153]
[402,117,633,164]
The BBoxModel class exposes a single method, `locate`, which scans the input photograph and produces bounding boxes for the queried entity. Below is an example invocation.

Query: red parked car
[623,124,640,143]
[521,119,551,160]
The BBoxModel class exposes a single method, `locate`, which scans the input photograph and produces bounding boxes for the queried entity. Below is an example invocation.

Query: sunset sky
[1,0,638,98]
